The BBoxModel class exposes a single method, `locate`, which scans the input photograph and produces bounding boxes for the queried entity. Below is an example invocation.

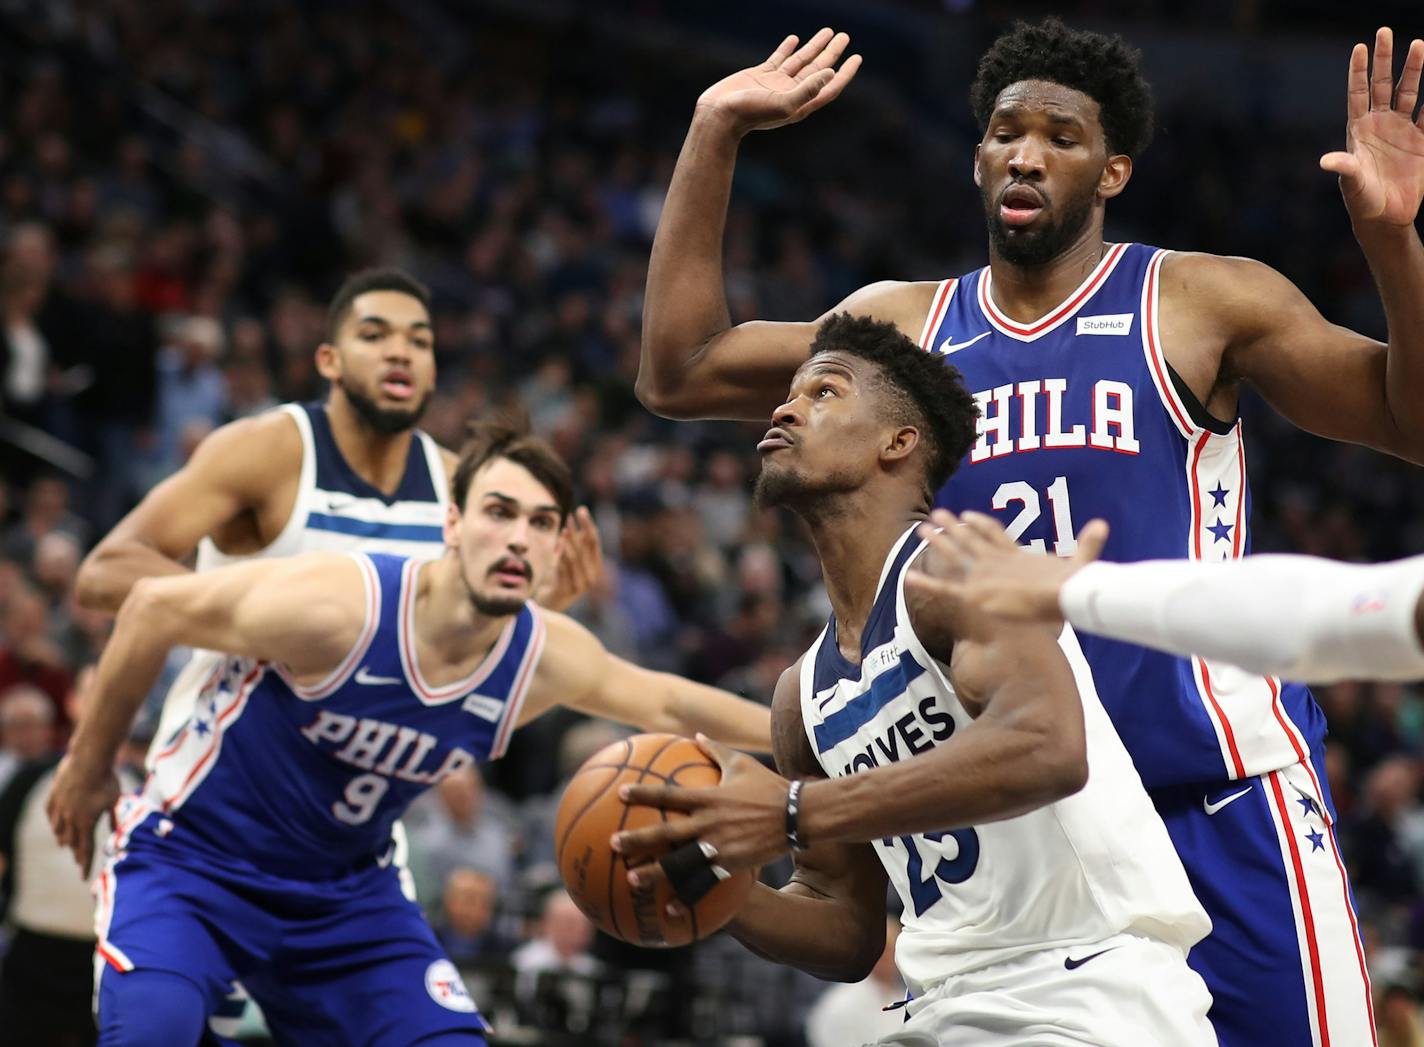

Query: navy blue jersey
[128,552,545,879]
[921,243,1326,789]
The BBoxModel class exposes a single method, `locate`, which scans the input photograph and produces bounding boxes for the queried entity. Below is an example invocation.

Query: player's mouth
[999,183,1046,227]
[380,368,416,401]
[757,427,795,453]
[488,557,532,588]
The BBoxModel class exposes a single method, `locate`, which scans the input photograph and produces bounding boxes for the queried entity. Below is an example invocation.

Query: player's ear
[1098,153,1132,200]
[443,501,461,549]
[972,143,983,188]
[882,425,920,465]
[315,342,341,381]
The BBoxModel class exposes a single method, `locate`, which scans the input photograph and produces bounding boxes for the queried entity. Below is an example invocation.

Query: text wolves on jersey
[971,379,1138,462]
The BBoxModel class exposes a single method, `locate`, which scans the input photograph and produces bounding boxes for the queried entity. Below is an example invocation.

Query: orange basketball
[554,733,755,948]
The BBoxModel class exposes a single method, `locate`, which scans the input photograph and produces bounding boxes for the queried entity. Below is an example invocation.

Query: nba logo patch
[425,959,477,1012]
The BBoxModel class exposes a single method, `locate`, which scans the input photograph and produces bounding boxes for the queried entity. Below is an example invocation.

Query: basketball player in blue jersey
[76,267,603,752]
[45,422,771,1047]
[615,314,1217,1045]
[636,20,1424,1046]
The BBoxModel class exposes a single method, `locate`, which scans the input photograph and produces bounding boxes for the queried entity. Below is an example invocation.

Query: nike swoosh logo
[1064,947,1117,971]
[937,331,991,355]
[1203,785,1253,816]
[355,667,403,687]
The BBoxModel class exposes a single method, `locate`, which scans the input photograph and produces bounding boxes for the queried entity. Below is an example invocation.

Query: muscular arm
[75,411,300,612]
[67,554,363,780]
[520,612,772,752]
[725,663,889,982]
[793,587,1087,846]
[638,54,930,421]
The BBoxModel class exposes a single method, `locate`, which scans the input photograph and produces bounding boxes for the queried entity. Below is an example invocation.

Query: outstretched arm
[48,554,365,871]
[520,612,772,752]
[638,30,886,421]
[909,509,1424,685]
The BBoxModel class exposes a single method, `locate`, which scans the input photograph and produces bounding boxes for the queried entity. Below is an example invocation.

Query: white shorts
[873,933,1217,1047]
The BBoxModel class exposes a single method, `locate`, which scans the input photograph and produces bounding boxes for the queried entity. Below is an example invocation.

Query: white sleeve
[1058,554,1424,684]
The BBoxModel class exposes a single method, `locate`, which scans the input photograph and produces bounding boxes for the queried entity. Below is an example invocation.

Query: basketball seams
[607,734,681,943]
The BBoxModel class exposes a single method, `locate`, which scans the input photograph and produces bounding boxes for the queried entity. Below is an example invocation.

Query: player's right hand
[46,755,120,878]
[695,29,862,136]
[906,509,1109,627]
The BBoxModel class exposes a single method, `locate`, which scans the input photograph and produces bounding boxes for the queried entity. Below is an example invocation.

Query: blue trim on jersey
[304,513,445,542]
[813,650,926,753]
[304,401,439,505]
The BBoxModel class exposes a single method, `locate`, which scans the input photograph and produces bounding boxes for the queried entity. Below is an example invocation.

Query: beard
[754,460,859,518]
[983,180,1096,268]
[467,590,526,617]
[341,376,431,434]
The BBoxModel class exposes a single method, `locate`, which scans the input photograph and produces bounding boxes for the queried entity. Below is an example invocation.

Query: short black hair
[452,417,574,524]
[810,313,979,494]
[970,18,1154,159]
[325,267,432,342]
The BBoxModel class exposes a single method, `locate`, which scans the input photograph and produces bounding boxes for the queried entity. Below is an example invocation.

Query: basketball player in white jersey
[907,508,1424,687]
[75,268,602,754]
[636,23,1424,1046]
[615,314,1216,1046]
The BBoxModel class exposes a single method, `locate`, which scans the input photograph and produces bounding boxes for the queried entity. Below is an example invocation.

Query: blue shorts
[1153,747,1375,1047]
[95,818,491,1047]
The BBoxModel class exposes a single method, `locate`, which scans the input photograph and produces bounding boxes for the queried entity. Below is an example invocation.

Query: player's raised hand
[535,506,604,613]
[696,29,862,136]
[1320,28,1424,227]
[905,509,1108,627]
[45,755,119,878]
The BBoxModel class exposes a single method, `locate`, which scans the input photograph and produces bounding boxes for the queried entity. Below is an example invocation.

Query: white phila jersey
[799,527,1210,993]
[150,402,450,759]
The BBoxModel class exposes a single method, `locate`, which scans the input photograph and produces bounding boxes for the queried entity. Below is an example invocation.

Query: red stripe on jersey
[919,279,957,350]
[980,242,1128,337]
[1197,658,1246,778]
[1268,769,1331,1046]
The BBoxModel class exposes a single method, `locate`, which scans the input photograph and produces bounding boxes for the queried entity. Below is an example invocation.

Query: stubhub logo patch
[1076,313,1133,336]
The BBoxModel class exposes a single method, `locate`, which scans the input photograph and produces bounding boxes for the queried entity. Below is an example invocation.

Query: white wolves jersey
[919,244,1324,789]
[124,553,545,878]
[799,527,1208,992]
[151,402,450,759]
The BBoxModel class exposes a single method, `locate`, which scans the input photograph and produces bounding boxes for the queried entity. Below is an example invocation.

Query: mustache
[487,557,532,580]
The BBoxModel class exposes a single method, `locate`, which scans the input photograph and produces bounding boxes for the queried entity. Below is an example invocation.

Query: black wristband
[785,779,809,851]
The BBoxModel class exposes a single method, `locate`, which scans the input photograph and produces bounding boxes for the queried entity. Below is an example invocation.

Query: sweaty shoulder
[829,280,944,342]
[771,657,823,779]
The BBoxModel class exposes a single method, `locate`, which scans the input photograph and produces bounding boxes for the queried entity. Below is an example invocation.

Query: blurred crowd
[0,1,1423,1044]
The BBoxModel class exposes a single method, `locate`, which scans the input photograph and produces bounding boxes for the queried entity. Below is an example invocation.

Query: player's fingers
[1074,519,1109,564]
[803,31,850,75]
[763,35,798,69]
[624,858,666,891]
[1346,42,1370,121]
[692,732,735,770]
[1396,38,1424,116]
[915,522,972,569]
[955,513,1009,558]
[781,27,834,77]
[902,569,960,602]
[1372,27,1395,112]
[610,816,698,858]
[619,782,701,811]
[1320,151,1363,181]
[796,55,861,118]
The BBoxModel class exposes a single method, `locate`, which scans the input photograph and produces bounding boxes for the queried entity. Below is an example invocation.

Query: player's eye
[1053,137,1075,148]
[487,504,511,519]
[532,515,557,532]
[817,385,836,399]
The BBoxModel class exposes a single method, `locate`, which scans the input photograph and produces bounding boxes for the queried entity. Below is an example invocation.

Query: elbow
[1038,727,1089,801]
[75,548,118,613]
[633,370,695,420]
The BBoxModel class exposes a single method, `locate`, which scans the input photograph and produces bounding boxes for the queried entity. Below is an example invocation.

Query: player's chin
[469,587,529,617]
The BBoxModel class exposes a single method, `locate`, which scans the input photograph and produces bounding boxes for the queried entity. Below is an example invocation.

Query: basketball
[555,733,755,948]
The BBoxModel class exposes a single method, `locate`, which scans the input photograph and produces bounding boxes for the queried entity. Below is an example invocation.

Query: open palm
[696,29,862,135]
[1322,28,1424,226]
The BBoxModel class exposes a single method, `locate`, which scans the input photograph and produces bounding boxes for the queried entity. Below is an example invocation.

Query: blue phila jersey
[125,553,546,879]
[919,243,1326,790]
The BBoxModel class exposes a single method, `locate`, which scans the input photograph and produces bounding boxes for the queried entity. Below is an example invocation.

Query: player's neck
[985,230,1108,325]
[324,395,414,496]
[412,556,508,679]
[806,494,926,664]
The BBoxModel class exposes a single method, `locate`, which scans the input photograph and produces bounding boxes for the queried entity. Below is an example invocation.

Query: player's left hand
[46,755,119,878]
[536,506,604,612]
[612,735,785,909]
[1321,28,1424,227]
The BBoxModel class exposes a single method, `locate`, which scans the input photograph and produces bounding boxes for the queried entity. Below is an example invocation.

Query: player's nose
[772,398,804,428]
[1008,141,1046,180]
